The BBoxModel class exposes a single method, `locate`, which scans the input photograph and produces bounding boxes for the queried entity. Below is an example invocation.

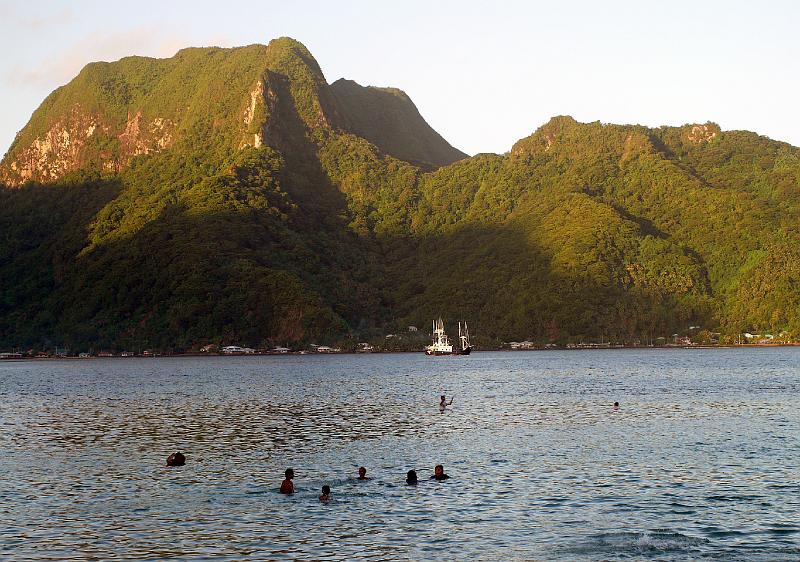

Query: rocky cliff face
[2,105,105,184]
[1,107,177,185]
[685,122,720,144]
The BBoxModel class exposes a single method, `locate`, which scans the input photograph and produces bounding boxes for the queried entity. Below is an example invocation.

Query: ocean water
[0,349,798,561]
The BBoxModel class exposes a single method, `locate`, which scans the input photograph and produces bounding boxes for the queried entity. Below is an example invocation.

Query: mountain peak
[265,37,326,80]
[330,78,465,169]
[510,115,579,156]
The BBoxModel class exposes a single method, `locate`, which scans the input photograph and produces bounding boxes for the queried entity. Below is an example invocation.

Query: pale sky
[1,0,798,157]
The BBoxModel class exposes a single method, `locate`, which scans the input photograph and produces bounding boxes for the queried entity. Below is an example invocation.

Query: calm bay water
[1,349,799,561]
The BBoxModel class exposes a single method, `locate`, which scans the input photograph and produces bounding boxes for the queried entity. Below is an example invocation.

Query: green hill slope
[330,78,466,169]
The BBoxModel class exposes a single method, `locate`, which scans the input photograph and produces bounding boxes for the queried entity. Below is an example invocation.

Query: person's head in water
[440,395,446,404]
[613,401,620,409]
[432,464,449,480]
[319,485,331,501]
[166,452,185,466]
[358,466,367,480]
[280,468,295,494]
[406,469,418,485]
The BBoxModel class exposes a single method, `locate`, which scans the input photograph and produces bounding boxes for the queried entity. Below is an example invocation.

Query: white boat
[425,318,453,355]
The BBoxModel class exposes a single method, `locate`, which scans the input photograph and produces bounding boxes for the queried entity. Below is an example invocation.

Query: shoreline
[2,342,799,360]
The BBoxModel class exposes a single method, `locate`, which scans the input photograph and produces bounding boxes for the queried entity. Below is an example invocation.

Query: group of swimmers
[166,453,450,500]
[281,464,450,501]
[165,396,621,498]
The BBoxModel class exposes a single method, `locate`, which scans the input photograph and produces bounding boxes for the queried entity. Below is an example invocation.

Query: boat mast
[434,317,447,346]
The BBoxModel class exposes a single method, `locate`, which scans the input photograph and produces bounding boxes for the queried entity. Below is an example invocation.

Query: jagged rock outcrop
[0,106,176,185]
[685,122,720,144]
[2,105,106,183]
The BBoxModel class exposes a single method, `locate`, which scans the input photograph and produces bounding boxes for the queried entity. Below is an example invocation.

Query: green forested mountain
[1,38,799,351]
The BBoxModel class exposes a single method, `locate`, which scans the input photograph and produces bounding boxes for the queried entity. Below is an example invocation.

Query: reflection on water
[1,349,799,560]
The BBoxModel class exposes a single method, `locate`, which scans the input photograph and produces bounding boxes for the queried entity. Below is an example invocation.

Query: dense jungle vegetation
[1,38,799,352]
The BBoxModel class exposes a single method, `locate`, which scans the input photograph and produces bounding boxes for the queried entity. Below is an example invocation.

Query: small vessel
[425,318,453,355]
[457,321,473,355]
[425,318,473,355]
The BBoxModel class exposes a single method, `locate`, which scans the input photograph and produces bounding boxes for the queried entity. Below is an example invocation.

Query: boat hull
[425,349,453,356]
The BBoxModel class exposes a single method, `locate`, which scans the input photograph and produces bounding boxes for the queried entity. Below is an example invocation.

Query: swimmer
[439,395,454,409]
[319,485,331,501]
[357,466,369,480]
[406,469,418,485]
[280,468,294,494]
[166,451,186,466]
[613,401,620,411]
[431,464,450,481]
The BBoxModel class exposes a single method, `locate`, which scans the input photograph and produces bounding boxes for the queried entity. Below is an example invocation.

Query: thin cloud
[24,8,74,29]
[7,27,189,88]
[0,5,73,29]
